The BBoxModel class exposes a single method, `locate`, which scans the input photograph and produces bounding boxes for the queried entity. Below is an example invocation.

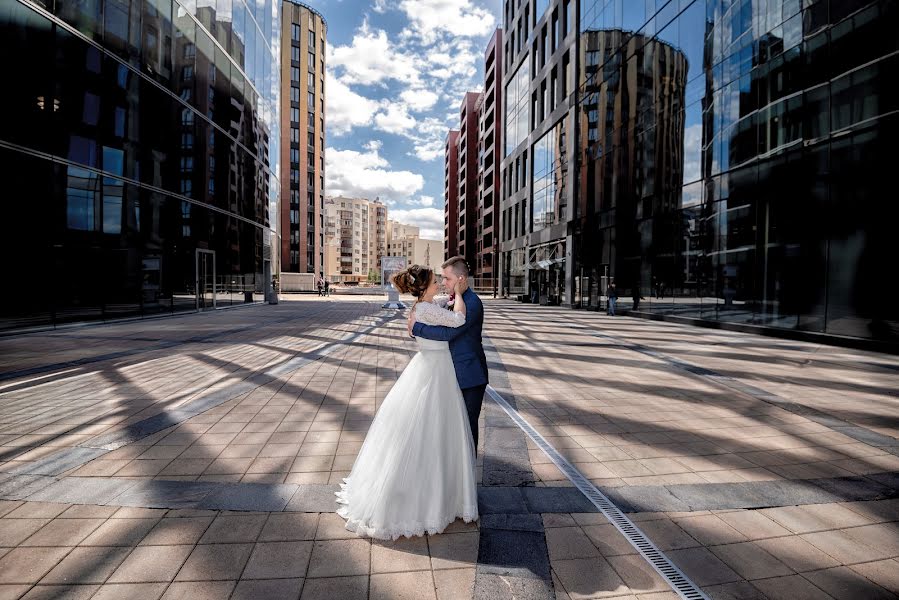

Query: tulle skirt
[335,343,478,540]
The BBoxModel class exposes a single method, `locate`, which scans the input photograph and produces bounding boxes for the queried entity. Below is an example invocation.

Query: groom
[407,256,488,449]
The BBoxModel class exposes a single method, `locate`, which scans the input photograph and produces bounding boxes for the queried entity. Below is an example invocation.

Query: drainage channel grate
[486,386,710,600]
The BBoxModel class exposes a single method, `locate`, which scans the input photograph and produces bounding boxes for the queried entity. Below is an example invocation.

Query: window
[307,91,314,105]
[290,87,299,103]
[308,52,315,70]
[291,24,300,41]
[290,148,299,164]
[307,132,314,145]
[552,10,559,52]
[291,127,299,143]
[307,71,315,91]
[291,46,299,62]
[290,107,299,122]
[565,0,572,36]
[308,30,315,49]
[291,66,300,82]
[504,59,530,155]
[308,111,315,127]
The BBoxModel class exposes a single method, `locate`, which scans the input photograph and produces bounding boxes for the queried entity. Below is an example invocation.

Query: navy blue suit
[412,288,488,447]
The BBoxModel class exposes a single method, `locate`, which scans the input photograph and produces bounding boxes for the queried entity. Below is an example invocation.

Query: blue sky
[302,0,502,239]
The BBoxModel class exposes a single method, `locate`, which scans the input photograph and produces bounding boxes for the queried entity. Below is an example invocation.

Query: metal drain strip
[486,386,710,600]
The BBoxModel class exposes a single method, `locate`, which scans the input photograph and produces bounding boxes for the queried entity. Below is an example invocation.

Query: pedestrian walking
[632,282,643,311]
[323,280,330,296]
[607,282,618,316]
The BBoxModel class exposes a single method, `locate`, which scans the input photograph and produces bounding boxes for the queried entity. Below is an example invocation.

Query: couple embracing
[335,256,488,540]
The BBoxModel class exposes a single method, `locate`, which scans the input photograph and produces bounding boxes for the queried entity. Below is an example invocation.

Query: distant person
[607,282,618,316]
[632,282,643,311]
[323,280,330,296]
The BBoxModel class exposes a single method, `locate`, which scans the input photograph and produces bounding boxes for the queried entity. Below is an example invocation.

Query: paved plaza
[0,295,897,600]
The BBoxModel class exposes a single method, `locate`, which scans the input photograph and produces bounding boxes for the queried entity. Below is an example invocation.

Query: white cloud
[326,143,424,203]
[389,207,445,240]
[326,74,383,136]
[399,0,496,44]
[417,195,435,207]
[400,88,439,112]
[372,0,388,13]
[374,104,417,134]
[328,23,419,86]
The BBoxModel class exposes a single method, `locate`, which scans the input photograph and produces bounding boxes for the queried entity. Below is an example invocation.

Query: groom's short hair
[442,256,469,276]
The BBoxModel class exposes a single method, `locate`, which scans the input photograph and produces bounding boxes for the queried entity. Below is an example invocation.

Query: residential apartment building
[456,92,482,267]
[444,130,460,261]
[387,221,444,271]
[280,1,326,276]
[476,29,503,293]
[323,197,387,283]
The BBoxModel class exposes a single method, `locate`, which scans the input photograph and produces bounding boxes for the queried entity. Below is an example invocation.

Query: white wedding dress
[335,297,479,540]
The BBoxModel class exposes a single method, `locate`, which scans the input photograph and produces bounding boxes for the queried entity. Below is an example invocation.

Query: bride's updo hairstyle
[392,265,433,299]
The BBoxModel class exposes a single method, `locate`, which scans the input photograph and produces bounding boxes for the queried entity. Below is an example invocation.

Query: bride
[335,264,479,540]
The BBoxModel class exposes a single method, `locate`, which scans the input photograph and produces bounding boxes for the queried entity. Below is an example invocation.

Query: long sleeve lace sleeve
[414,301,465,328]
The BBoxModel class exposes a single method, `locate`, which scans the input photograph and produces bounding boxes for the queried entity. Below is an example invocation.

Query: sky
[302,0,503,240]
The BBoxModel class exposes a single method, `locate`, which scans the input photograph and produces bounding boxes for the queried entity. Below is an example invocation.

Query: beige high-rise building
[387,220,443,270]
[324,197,387,282]
[280,1,326,276]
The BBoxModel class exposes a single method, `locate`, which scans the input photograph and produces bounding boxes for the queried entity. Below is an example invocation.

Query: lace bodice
[413,297,465,328]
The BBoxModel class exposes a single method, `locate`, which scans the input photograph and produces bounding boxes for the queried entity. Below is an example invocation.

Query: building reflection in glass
[0,0,280,330]
[573,0,898,344]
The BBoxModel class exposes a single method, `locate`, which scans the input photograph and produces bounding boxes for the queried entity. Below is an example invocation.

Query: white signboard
[381,256,408,309]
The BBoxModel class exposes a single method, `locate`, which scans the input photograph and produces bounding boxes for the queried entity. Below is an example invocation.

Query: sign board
[381,256,408,309]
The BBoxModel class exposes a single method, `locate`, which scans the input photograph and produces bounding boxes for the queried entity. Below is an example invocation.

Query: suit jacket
[412,288,488,389]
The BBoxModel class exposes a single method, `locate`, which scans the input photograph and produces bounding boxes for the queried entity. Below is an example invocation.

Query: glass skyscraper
[568,0,898,344]
[0,0,281,330]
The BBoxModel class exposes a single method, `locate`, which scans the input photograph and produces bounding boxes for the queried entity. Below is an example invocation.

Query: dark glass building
[0,0,281,331]
[568,0,898,344]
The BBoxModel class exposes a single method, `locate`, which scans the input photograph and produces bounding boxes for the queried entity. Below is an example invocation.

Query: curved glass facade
[0,0,280,330]
[573,0,899,343]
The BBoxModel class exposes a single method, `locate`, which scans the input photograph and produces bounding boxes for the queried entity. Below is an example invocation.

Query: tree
[367,269,380,283]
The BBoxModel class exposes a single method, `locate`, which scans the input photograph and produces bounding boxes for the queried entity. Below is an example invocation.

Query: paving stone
[370,536,431,573]
[0,585,31,600]
[284,484,341,512]
[433,568,476,600]
[139,516,214,545]
[551,557,631,599]
[754,535,841,573]
[714,510,792,540]
[108,544,193,583]
[41,546,132,584]
[582,523,639,557]
[477,528,551,580]
[159,581,237,600]
[850,559,899,595]
[4,502,70,519]
[477,487,528,514]
[801,529,892,563]
[702,581,768,600]
[0,547,72,584]
[521,486,597,514]
[307,539,371,577]
[79,518,159,546]
[19,584,99,600]
[231,578,304,600]
[605,554,671,595]
[544,527,601,560]
[242,541,313,579]
[198,482,297,511]
[804,566,896,600]
[198,514,267,544]
[299,575,367,600]
[666,547,742,587]
[259,512,319,541]
[0,518,52,546]
[480,513,543,532]
[112,480,221,508]
[370,571,436,600]
[709,541,794,580]
[90,582,168,600]
[175,543,254,581]
[26,478,139,505]
[631,518,700,551]
[314,512,360,540]
[672,514,747,546]
[21,518,105,547]
[428,531,480,571]
[58,505,119,519]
